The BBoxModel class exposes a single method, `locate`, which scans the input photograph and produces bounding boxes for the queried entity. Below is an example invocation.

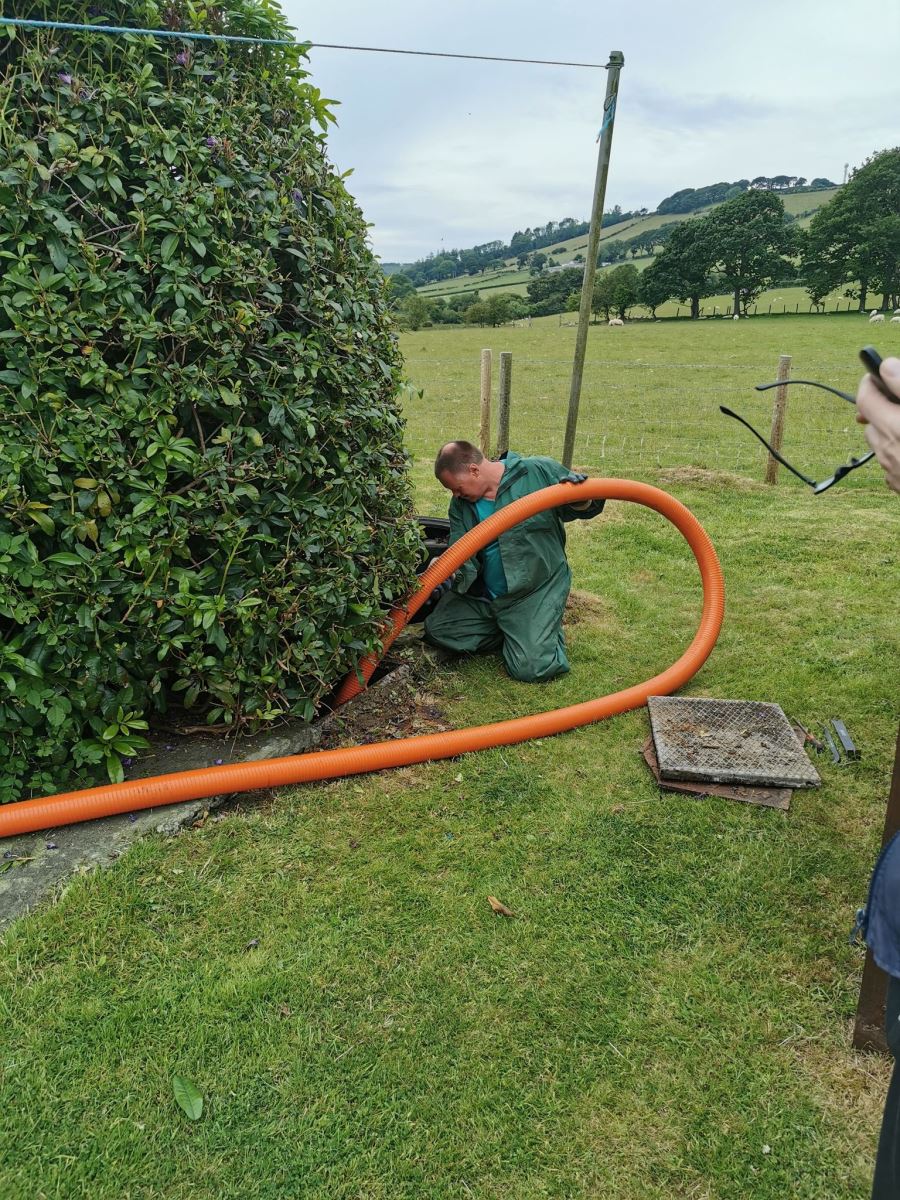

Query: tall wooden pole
[562,50,624,469]
[497,352,512,456]
[479,349,492,457]
[764,354,792,484]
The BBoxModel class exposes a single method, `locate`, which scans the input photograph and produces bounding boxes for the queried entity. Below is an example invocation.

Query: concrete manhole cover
[647,696,821,788]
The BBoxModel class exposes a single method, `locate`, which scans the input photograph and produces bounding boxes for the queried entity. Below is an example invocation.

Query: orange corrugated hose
[0,480,724,838]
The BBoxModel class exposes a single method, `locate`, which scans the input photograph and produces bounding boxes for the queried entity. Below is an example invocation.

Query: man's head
[435,440,498,501]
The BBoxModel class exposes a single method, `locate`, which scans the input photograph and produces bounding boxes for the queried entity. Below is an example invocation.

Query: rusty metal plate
[641,737,791,810]
[647,696,821,788]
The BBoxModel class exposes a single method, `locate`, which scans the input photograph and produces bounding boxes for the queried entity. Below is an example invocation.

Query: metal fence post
[479,349,492,457]
[764,354,792,484]
[497,352,512,456]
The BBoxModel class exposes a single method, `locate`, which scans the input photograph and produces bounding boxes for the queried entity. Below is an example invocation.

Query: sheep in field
[608,318,624,327]
[891,315,900,324]
[870,312,886,324]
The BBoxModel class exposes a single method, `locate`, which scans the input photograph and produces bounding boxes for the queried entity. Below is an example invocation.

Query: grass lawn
[1,317,898,1199]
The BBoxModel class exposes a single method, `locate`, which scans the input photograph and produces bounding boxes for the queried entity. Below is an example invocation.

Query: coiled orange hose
[0,480,723,838]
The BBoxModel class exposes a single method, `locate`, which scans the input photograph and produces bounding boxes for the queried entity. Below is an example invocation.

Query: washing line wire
[0,17,293,44]
[0,17,608,67]
[309,43,608,69]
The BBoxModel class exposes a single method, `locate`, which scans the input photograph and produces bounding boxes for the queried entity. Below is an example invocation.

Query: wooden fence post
[853,724,900,1053]
[764,354,792,484]
[496,352,512,456]
[479,349,492,457]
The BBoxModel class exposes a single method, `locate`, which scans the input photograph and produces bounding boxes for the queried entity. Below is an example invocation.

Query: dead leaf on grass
[487,895,516,918]
[244,938,260,951]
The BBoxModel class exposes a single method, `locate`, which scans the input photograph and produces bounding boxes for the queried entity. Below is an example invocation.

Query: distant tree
[400,293,432,330]
[573,252,585,263]
[705,190,796,315]
[599,239,627,264]
[447,291,479,312]
[795,176,807,187]
[591,273,614,321]
[639,219,717,318]
[527,268,583,316]
[565,291,581,312]
[802,148,900,311]
[607,263,641,318]
[529,251,548,275]
[385,272,415,308]
[810,177,838,189]
[637,267,672,317]
[516,253,529,269]
[482,294,514,325]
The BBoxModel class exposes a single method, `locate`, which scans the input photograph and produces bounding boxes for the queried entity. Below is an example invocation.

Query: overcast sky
[280,1,899,264]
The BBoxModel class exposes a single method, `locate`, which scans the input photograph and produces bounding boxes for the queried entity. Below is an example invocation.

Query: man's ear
[467,462,480,477]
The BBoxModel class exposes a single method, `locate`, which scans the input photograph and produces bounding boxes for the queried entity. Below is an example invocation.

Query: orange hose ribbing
[0,481,724,838]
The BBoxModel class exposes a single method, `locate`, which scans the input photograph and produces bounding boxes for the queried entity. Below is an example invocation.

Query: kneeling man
[423,441,604,682]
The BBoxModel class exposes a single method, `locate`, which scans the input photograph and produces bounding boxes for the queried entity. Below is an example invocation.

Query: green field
[1,313,897,1199]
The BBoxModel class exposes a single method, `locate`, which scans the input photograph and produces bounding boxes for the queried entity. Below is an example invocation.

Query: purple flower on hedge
[57,72,73,85]
[206,136,219,149]
[291,189,303,206]
[214,758,224,766]
[174,50,190,67]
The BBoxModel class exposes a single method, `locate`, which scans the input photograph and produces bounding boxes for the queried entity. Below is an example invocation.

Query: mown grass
[0,316,897,1199]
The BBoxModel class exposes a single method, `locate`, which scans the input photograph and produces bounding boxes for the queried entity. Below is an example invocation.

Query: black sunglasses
[721,346,898,494]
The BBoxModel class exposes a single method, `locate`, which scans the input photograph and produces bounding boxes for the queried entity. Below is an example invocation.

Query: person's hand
[857,356,900,494]
[428,572,458,602]
[563,471,594,510]
[408,571,458,623]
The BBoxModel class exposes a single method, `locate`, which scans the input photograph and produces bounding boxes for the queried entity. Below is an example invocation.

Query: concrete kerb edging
[0,664,412,932]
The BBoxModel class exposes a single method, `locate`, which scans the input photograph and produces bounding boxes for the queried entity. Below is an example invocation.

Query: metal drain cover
[647,696,821,788]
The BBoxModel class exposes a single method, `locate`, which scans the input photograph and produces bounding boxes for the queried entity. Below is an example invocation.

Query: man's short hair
[434,440,484,479]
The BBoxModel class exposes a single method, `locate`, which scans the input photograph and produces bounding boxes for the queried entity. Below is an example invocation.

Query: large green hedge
[0,2,420,801]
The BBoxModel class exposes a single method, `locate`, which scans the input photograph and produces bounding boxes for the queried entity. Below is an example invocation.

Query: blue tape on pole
[596,94,617,142]
[0,16,294,45]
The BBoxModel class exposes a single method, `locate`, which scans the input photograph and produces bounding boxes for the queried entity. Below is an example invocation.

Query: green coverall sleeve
[530,456,606,522]
[447,498,480,594]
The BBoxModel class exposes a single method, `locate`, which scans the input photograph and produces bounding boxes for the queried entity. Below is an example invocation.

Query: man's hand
[563,471,593,510]
[857,356,900,494]
[427,573,457,604]
[408,571,458,623]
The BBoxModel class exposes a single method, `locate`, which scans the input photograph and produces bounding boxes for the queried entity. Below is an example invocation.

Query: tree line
[389,148,899,326]
[387,173,838,288]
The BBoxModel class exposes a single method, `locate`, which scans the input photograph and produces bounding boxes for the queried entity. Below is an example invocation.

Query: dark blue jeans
[873,976,900,1198]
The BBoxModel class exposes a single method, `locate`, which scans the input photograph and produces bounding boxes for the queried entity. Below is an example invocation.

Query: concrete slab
[0,665,411,932]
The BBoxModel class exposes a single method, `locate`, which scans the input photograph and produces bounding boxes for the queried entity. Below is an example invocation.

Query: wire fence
[402,349,871,482]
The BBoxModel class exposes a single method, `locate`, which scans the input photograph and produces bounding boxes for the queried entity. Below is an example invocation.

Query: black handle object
[859,346,900,404]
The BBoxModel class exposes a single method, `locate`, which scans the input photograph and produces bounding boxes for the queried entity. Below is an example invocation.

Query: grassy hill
[415,189,840,303]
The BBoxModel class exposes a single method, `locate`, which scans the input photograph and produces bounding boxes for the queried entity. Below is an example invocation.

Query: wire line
[0,17,293,44]
[309,42,608,69]
[0,19,608,67]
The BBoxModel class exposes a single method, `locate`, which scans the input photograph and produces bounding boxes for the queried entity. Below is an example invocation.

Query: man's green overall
[424,452,604,682]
